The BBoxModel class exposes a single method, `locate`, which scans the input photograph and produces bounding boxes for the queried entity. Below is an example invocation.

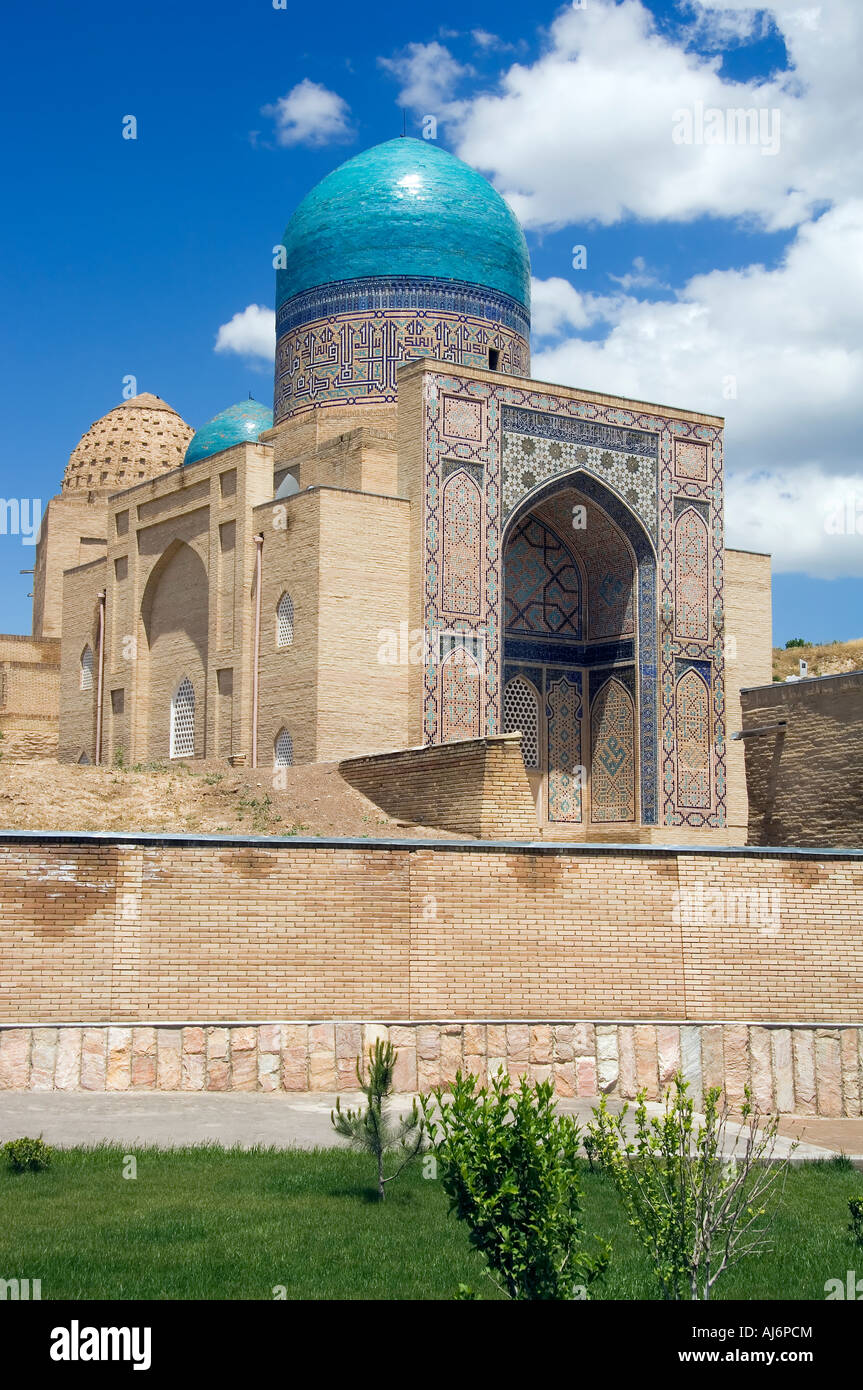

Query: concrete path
[0,1092,852,1162]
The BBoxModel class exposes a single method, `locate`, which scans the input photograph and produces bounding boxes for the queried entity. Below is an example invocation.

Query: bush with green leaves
[421,1069,608,1300]
[588,1074,792,1300]
[848,1196,863,1246]
[3,1136,53,1173]
[331,1039,425,1200]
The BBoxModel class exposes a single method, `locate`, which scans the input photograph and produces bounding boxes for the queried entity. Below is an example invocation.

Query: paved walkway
[1,1092,857,1161]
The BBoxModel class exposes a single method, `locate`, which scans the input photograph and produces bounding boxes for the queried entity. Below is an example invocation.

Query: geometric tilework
[674,438,709,481]
[442,394,485,443]
[442,471,482,617]
[440,648,482,743]
[546,673,584,823]
[675,669,711,809]
[534,490,635,641]
[274,282,529,420]
[502,430,658,541]
[503,674,540,770]
[590,677,636,822]
[504,514,581,638]
[674,507,710,641]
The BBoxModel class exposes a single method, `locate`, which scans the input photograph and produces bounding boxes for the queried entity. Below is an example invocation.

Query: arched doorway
[502,474,656,829]
[139,541,209,761]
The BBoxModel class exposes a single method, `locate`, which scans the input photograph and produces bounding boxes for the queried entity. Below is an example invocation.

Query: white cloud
[608,256,670,292]
[529,199,863,575]
[726,469,863,578]
[530,276,594,338]
[215,305,275,363]
[262,79,353,148]
[450,0,863,232]
[378,42,472,112]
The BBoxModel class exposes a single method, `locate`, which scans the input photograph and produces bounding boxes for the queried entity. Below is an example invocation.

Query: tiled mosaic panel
[274,309,528,420]
[590,677,636,822]
[674,438,709,481]
[440,648,482,742]
[676,668,712,809]
[674,507,710,641]
[502,431,658,541]
[441,471,482,617]
[546,674,584,823]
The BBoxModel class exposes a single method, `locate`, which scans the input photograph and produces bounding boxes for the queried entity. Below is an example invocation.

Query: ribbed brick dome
[63,394,193,496]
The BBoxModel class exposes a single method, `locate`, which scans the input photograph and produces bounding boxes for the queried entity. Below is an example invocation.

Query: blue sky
[1,0,860,644]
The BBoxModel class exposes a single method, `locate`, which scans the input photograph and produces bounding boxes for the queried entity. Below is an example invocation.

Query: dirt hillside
[772,637,863,681]
[0,758,457,839]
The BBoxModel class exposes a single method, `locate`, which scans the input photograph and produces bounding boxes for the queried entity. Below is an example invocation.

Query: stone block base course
[1,1021,861,1116]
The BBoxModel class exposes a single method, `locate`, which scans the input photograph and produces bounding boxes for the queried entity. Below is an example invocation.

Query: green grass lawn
[1,1146,861,1300]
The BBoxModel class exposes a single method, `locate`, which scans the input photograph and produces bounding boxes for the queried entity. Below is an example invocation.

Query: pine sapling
[331,1039,425,1200]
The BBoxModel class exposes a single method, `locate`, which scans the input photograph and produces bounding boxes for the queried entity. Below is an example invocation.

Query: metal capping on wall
[0,829,861,860]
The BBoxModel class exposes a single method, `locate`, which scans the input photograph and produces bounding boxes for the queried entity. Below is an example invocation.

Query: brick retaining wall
[1,831,861,1113]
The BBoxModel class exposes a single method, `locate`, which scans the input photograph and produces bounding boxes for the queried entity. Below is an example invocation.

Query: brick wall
[742,671,863,849]
[0,636,61,761]
[339,734,538,837]
[1,832,860,1111]
[1,833,860,1025]
[723,549,772,836]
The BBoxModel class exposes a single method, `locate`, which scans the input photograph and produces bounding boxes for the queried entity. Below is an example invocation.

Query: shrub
[421,1069,608,1300]
[589,1075,792,1300]
[3,1136,53,1172]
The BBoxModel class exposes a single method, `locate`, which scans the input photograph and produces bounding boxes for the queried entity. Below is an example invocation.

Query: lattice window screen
[277,592,294,648]
[503,676,540,769]
[171,677,195,758]
[80,646,94,691]
[274,728,294,768]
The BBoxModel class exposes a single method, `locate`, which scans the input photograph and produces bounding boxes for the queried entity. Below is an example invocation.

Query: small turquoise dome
[184,400,273,466]
[276,138,530,312]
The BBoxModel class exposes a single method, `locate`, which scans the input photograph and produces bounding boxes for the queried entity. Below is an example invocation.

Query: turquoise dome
[184,400,273,466]
[276,138,530,312]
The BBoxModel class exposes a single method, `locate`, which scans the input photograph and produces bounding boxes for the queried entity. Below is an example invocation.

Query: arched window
[276,592,294,648]
[170,677,195,758]
[274,728,294,768]
[80,645,94,691]
[503,675,540,769]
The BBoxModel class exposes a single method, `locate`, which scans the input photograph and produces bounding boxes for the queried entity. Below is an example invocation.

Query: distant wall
[339,734,538,838]
[723,550,772,837]
[742,672,863,849]
[0,634,61,761]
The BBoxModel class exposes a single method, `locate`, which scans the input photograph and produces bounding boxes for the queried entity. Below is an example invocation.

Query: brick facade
[741,671,863,849]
